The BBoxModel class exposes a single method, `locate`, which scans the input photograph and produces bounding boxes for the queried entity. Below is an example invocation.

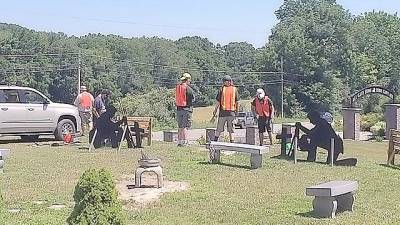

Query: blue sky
[0,0,399,47]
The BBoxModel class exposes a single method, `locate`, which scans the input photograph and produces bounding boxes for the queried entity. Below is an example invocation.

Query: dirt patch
[116,174,189,209]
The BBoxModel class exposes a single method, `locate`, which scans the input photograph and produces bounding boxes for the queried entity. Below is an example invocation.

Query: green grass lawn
[1,139,400,224]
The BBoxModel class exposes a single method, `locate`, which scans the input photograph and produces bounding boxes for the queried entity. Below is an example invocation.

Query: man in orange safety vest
[175,72,195,147]
[212,75,239,143]
[251,88,275,145]
[74,85,95,136]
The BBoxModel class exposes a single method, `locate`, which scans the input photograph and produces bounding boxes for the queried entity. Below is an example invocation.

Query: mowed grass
[1,138,400,224]
[192,100,307,129]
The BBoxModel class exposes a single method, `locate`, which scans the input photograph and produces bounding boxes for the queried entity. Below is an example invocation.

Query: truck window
[23,90,46,104]
[2,89,21,103]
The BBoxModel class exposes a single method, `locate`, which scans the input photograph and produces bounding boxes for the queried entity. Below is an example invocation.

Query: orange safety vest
[175,83,187,107]
[221,86,237,111]
[255,97,271,117]
[80,92,93,110]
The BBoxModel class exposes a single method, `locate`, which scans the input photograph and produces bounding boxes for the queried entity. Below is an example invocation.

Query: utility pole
[280,56,284,118]
[77,51,81,96]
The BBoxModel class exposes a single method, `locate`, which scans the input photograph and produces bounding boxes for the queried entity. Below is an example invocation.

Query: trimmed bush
[67,168,125,225]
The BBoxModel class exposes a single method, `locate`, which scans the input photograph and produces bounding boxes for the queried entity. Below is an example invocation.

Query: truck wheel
[55,119,76,141]
[20,135,40,142]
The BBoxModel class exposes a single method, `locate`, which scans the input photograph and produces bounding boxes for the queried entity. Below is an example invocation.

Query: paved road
[153,123,372,142]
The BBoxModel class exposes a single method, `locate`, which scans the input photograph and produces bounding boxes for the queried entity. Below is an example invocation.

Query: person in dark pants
[213,75,239,143]
[91,105,127,149]
[175,72,195,147]
[295,110,344,164]
[251,88,275,146]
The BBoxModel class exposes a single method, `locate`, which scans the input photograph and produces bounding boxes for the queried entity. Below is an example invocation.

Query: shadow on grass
[0,137,55,144]
[379,163,400,170]
[198,161,252,170]
[270,155,357,166]
[297,211,336,219]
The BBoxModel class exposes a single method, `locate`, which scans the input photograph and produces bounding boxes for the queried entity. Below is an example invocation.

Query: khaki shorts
[79,111,93,125]
[177,110,192,128]
[216,116,235,133]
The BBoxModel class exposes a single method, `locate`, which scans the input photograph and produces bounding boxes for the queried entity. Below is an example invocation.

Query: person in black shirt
[212,75,239,142]
[295,110,344,163]
[175,73,195,146]
[92,105,127,149]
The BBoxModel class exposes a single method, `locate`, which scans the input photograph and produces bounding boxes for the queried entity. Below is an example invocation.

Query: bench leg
[209,149,220,164]
[250,154,262,169]
[336,192,355,212]
[312,196,337,218]
[135,169,143,188]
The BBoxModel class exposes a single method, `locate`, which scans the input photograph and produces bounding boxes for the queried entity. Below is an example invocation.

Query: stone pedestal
[163,131,178,142]
[135,166,163,188]
[342,108,362,140]
[205,128,216,142]
[384,104,400,139]
[246,126,257,145]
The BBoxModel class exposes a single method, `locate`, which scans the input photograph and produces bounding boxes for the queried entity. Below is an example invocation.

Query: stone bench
[206,141,269,169]
[306,181,358,218]
[0,149,10,173]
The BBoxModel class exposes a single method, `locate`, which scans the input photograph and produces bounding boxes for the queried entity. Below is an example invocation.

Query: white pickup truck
[234,112,255,129]
[0,85,81,141]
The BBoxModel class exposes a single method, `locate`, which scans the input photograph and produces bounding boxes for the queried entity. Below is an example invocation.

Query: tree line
[1,0,400,118]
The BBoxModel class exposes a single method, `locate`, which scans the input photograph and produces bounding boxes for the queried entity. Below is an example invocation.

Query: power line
[0,8,267,35]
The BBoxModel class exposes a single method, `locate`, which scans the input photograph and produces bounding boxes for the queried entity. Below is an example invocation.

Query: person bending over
[295,110,343,163]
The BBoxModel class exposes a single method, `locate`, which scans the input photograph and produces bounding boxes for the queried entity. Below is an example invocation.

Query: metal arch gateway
[349,85,395,107]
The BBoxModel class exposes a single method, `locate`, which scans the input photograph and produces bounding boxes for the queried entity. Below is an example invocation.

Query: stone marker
[163,131,178,142]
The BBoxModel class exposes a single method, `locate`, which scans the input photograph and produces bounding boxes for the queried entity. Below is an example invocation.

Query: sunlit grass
[0,139,399,224]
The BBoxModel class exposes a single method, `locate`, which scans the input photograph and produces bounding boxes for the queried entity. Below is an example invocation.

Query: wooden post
[330,138,335,167]
[294,135,298,164]
[148,118,153,146]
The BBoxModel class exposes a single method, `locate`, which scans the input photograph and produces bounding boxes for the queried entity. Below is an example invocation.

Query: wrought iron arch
[349,85,395,107]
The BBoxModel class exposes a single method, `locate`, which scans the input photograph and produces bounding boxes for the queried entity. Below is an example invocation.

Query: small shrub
[370,121,386,137]
[197,135,206,145]
[375,136,384,142]
[67,168,125,225]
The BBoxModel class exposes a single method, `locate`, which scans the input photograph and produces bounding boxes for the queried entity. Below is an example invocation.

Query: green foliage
[370,121,386,137]
[2,1,400,116]
[116,87,176,129]
[196,135,206,145]
[67,168,125,225]
[361,113,384,131]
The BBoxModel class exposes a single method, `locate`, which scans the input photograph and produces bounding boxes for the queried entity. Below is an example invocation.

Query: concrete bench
[0,149,10,173]
[206,141,269,169]
[306,181,358,218]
